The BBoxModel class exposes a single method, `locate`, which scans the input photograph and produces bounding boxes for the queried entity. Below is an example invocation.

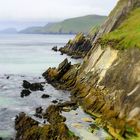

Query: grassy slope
[102,8,140,49]
[20,15,106,34]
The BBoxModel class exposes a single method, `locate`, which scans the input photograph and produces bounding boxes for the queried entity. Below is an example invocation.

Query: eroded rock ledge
[15,103,79,140]
[58,33,92,59]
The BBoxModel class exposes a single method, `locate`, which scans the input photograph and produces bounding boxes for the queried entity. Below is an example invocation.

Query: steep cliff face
[44,0,140,139]
[75,0,140,137]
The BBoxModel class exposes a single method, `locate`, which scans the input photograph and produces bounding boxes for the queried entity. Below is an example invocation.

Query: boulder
[22,80,44,91]
[52,46,58,52]
[52,100,58,104]
[41,94,50,98]
[23,80,31,89]
[20,90,31,97]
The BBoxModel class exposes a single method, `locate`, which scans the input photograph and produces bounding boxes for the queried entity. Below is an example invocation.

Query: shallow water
[0,34,109,140]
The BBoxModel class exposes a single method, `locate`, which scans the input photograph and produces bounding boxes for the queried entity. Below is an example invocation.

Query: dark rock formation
[51,100,58,104]
[41,94,50,98]
[23,80,44,91]
[20,90,31,98]
[36,106,43,114]
[59,33,92,58]
[15,112,39,140]
[52,46,58,52]
[43,105,66,124]
[42,58,72,84]
[34,107,43,118]
[15,106,79,140]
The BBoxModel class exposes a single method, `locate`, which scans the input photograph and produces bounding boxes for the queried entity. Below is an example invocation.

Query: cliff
[44,0,140,139]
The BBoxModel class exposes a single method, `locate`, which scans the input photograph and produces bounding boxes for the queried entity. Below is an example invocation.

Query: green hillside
[102,8,140,49]
[20,15,106,34]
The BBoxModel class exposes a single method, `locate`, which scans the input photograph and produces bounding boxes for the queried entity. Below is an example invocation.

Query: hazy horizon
[0,0,117,30]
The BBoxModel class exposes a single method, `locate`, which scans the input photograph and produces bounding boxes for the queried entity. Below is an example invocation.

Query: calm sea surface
[0,34,78,75]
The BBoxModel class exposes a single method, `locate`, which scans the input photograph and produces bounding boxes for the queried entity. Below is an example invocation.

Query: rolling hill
[20,15,106,34]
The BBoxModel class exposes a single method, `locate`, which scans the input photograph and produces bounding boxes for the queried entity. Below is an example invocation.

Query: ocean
[0,34,107,140]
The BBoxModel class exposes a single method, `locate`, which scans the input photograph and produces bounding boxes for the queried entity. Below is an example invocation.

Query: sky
[0,0,118,30]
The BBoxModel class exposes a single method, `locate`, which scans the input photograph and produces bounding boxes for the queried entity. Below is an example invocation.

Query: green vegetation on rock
[101,8,140,49]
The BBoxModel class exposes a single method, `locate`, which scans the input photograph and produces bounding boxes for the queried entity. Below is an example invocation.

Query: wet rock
[20,89,31,97]
[57,101,77,108]
[43,105,66,124]
[6,76,10,79]
[36,107,43,114]
[22,80,44,91]
[71,55,82,59]
[52,100,58,104]
[52,46,58,52]
[34,107,43,118]
[41,94,50,98]
[23,80,31,89]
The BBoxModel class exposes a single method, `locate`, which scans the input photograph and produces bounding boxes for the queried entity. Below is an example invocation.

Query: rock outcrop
[59,33,92,58]
[15,105,79,140]
[43,0,140,139]
[23,80,44,91]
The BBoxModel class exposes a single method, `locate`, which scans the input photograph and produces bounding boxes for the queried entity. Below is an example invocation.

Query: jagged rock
[43,105,66,124]
[52,46,58,52]
[34,107,43,118]
[52,100,58,104]
[15,107,79,140]
[42,58,71,83]
[23,80,31,89]
[36,107,43,114]
[20,89,31,97]
[41,94,50,98]
[22,80,44,91]
[57,58,70,71]
[59,33,92,58]
[15,112,39,140]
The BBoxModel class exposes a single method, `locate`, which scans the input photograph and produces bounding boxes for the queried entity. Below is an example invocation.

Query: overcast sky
[0,0,118,30]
